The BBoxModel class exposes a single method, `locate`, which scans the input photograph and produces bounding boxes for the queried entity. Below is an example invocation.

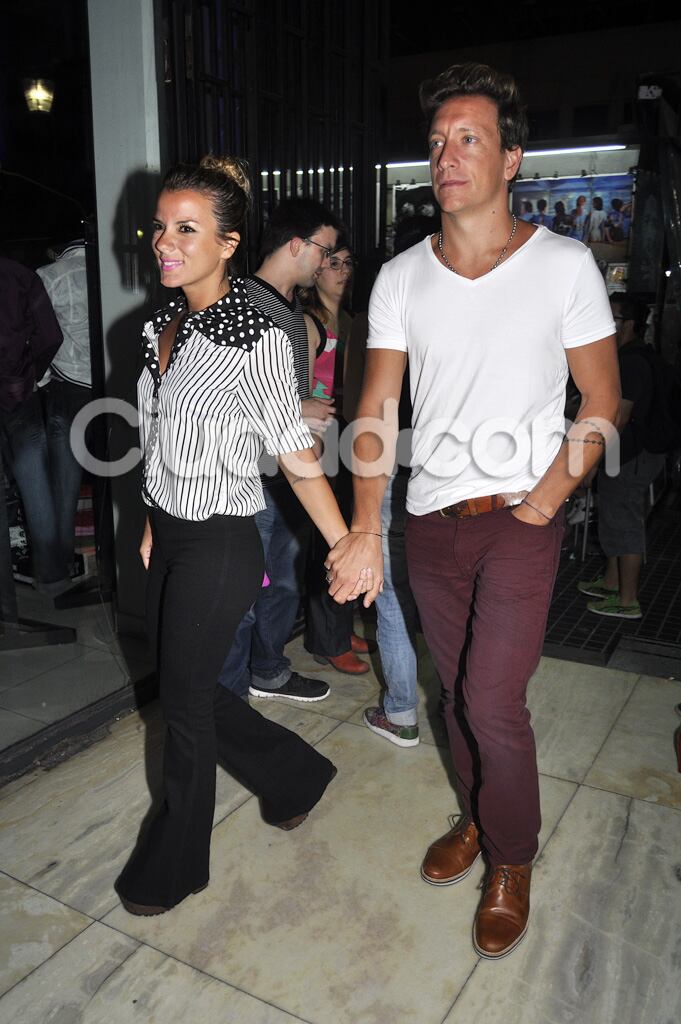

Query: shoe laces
[447,813,475,843]
[486,866,523,894]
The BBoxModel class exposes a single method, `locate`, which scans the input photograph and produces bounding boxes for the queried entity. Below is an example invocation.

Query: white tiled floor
[0,589,153,748]
[0,631,680,1024]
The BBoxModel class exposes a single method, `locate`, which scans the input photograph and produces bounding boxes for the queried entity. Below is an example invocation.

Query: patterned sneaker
[587,595,642,619]
[249,672,330,702]
[577,576,618,599]
[363,706,419,747]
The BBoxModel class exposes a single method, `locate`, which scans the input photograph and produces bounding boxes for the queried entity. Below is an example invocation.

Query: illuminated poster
[512,174,633,259]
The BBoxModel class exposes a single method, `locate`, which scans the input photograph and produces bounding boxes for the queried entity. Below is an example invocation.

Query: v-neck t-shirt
[367,226,615,515]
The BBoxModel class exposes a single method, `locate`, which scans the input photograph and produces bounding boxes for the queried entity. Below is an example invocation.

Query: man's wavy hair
[419,62,529,160]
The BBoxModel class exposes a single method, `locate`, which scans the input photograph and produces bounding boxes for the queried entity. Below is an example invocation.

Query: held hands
[139,517,153,570]
[324,533,384,608]
[302,397,336,434]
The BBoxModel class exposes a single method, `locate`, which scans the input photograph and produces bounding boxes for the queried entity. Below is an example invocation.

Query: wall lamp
[23,79,54,113]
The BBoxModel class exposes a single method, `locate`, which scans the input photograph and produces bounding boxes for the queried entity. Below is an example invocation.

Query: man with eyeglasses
[303,235,335,262]
[217,197,342,705]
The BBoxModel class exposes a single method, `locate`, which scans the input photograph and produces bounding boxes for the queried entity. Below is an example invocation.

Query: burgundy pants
[406,506,563,865]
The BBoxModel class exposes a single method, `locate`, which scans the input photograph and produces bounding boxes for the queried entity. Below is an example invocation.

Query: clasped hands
[301,396,336,434]
[324,532,384,607]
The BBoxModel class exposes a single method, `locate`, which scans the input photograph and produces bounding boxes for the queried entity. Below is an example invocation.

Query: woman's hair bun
[199,154,252,205]
[162,154,253,241]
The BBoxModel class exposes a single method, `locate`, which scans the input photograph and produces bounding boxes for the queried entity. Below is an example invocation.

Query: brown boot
[421,815,481,886]
[313,651,370,675]
[473,863,532,959]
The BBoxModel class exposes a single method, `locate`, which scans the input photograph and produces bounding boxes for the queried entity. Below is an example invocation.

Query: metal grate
[158,0,389,303]
[544,507,681,672]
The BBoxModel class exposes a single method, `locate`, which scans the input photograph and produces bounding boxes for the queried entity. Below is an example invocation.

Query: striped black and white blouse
[137,278,313,520]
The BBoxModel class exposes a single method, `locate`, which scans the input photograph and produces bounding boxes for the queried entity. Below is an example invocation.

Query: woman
[588,195,606,243]
[570,194,589,241]
[116,156,369,916]
[299,243,370,674]
[304,240,354,405]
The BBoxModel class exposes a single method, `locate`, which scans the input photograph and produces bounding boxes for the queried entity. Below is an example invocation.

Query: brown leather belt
[438,494,511,519]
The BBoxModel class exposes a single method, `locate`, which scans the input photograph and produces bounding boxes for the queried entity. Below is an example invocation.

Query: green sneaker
[587,594,642,619]
[577,576,618,599]
[363,706,419,747]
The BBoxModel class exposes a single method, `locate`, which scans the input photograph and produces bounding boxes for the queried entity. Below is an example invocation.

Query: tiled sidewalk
[0,638,679,1024]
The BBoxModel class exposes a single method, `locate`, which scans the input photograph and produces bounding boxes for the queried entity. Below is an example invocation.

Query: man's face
[427,94,522,217]
[294,224,338,287]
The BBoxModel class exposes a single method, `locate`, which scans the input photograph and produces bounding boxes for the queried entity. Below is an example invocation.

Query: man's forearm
[527,400,619,518]
[351,473,389,533]
[326,347,405,604]
[350,419,397,532]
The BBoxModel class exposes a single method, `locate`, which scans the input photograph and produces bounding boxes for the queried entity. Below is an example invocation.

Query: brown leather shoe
[421,815,481,885]
[473,863,532,959]
[351,633,376,654]
[313,651,370,675]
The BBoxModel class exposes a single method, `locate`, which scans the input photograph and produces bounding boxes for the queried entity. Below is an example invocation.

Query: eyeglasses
[328,257,354,272]
[303,237,333,260]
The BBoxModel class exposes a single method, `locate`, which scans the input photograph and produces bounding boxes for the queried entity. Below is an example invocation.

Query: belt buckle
[498,491,526,509]
[439,502,465,519]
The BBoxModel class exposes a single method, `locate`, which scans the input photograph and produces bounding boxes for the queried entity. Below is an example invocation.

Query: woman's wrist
[328,528,350,549]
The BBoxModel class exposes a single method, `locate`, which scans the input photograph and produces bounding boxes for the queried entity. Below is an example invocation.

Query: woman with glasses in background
[300,239,373,675]
[305,242,355,404]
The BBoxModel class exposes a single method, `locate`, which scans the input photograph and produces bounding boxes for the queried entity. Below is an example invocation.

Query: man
[531,198,553,230]
[578,293,665,619]
[218,198,367,704]
[0,256,70,594]
[37,240,92,579]
[327,62,620,958]
[343,313,420,746]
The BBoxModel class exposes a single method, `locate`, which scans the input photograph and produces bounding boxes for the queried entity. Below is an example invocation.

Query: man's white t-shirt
[367,225,615,516]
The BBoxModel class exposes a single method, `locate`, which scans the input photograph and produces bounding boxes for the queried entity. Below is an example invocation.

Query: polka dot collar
[142,277,273,384]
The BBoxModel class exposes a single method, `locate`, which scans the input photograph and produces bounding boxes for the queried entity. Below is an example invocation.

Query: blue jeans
[218,480,311,698]
[375,474,419,725]
[0,391,67,586]
[43,380,92,574]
